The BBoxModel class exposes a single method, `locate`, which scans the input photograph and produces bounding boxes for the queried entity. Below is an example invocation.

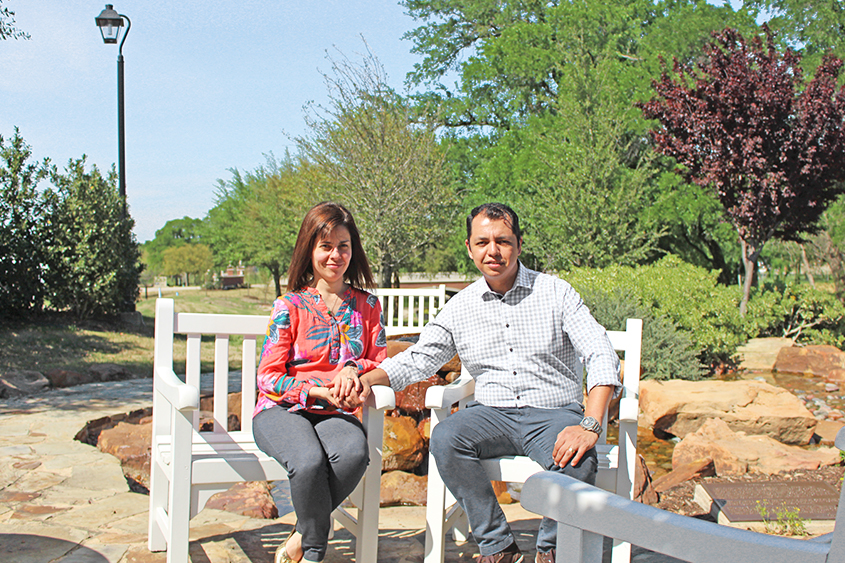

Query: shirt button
[513,371,517,375]
[509,348,513,352]
[505,323,509,328]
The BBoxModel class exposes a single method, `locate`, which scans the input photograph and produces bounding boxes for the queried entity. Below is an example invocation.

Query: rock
[774,345,845,377]
[394,375,447,415]
[379,470,428,506]
[382,415,425,471]
[814,419,845,446]
[44,369,92,388]
[492,480,513,504]
[633,454,660,504]
[827,368,845,383]
[443,371,461,383]
[205,481,278,519]
[639,379,816,444]
[88,363,137,382]
[736,337,794,372]
[439,355,461,374]
[417,417,430,444]
[97,420,152,491]
[672,418,841,476]
[651,458,715,493]
[386,340,413,358]
[0,370,50,397]
[199,392,242,430]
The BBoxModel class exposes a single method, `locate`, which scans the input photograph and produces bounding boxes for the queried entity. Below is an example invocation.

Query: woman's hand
[308,385,341,409]
[329,365,363,408]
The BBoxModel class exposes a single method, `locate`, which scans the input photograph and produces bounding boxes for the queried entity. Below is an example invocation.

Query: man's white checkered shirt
[380,263,621,408]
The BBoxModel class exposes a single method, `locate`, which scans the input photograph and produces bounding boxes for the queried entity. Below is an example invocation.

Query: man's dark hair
[466,203,522,240]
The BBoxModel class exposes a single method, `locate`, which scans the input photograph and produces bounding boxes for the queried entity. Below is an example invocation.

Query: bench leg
[147,455,169,552]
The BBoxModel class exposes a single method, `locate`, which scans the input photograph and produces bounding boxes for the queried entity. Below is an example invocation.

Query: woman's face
[311,226,352,286]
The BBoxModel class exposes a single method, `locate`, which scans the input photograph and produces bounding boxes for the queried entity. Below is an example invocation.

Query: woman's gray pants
[253,406,369,562]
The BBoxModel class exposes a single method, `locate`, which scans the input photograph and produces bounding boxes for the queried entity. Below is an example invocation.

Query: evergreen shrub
[748,281,845,347]
[564,255,753,371]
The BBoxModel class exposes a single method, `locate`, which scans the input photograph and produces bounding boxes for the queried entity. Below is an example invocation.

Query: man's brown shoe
[475,542,524,563]
[535,549,555,563]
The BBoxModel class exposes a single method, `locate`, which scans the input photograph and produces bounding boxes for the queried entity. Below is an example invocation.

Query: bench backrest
[154,298,267,436]
[371,284,447,336]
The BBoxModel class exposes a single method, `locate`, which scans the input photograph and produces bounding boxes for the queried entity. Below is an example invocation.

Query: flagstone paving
[0,379,683,563]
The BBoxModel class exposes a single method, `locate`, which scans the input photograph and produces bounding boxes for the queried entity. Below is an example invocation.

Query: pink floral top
[253,286,387,416]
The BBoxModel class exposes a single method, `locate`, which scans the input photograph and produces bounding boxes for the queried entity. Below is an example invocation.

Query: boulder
[394,375,447,415]
[672,417,841,476]
[814,419,845,446]
[386,340,413,358]
[633,454,660,504]
[0,370,50,398]
[97,420,152,490]
[639,379,816,444]
[205,481,278,519]
[44,368,92,388]
[88,363,137,382]
[379,470,428,506]
[773,345,845,378]
[382,415,425,471]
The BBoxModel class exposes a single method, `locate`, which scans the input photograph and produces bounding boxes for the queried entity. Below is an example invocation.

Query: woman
[253,202,386,563]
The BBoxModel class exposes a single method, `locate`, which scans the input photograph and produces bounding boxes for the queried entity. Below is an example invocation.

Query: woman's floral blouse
[254,286,387,416]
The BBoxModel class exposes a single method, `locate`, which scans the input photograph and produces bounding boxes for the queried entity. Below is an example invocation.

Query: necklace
[323,289,345,317]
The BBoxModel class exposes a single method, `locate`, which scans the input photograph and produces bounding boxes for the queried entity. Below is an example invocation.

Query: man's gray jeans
[429,401,597,556]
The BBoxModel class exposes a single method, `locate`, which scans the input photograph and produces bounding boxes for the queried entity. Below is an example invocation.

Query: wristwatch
[579,416,602,434]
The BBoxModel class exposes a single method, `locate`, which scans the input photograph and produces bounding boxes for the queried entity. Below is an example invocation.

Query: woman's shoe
[275,525,299,563]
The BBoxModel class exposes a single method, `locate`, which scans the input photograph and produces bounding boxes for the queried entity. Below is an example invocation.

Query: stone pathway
[0,379,684,563]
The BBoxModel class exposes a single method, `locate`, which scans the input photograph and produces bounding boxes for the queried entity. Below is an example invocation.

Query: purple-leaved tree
[639,26,845,315]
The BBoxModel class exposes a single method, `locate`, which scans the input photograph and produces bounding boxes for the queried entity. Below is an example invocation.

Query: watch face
[581,417,601,433]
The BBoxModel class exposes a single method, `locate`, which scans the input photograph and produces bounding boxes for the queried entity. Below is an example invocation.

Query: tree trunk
[739,238,758,317]
[800,244,815,288]
[272,266,283,299]
[379,255,393,288]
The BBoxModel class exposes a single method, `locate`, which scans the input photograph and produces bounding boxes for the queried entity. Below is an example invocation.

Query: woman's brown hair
[287,202,375,292]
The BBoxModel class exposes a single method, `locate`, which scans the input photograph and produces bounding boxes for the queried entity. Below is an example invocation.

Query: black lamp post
[95,4,131,216]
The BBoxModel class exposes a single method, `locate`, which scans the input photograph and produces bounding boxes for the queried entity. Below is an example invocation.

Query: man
[348,203,621,563]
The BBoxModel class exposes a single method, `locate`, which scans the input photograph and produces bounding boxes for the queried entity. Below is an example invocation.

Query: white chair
[424,318,643,563]
[148,298,395,563]
[372,285,447,336]
[519,426,845,563]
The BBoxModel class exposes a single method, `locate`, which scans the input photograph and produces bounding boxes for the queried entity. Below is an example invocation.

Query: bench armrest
[425,373,475,409]
[154,366,200,412]
[367,384,396,411]
[618,396,639,424]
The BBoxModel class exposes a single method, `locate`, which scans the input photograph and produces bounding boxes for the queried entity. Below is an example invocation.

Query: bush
[747,281,845,347]
[564,255,754,371]
[579,286,705,380]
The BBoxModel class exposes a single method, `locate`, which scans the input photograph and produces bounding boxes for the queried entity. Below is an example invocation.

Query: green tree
[142,216,205,275]
[0,128,49,317]
[296,49,459,287]
[746,0,845,71]
[203,154,317,297]
[45,157,143,318]
[1,1,29,40]
[160,243,213,286]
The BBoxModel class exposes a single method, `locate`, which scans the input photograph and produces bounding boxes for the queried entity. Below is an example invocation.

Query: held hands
[553,425,599,467]
[327,365,369,410]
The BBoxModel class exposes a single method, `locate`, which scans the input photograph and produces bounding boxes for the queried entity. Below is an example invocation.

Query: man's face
[465,214,522,292]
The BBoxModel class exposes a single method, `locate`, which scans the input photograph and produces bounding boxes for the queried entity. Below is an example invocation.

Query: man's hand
[553,425,599,467]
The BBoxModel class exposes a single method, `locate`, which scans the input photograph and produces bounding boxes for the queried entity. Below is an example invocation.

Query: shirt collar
[480,261,533,299]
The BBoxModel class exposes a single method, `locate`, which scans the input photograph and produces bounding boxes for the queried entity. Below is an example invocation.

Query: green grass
[1,287,278,378]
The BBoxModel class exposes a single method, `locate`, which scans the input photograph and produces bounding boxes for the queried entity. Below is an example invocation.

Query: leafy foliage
[296,48,459,287]
[747,281,845,347]
[639,26,845,313]
[565,256,752,370]
[160,243,213,286]
[0,128,49,317]
[203,154,318,297]
[579,286,704,381]
[0,2,29,40]
[45,157,142,318]
[142,217,205,276]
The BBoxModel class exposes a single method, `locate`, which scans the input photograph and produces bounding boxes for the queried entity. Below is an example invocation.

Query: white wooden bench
[372,284,447,336]
[519,426,845,563]
[148,298,395,563]
[424,318,643,563]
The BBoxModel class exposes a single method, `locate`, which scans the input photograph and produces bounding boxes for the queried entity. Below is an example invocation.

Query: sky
[1,1,425,242]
